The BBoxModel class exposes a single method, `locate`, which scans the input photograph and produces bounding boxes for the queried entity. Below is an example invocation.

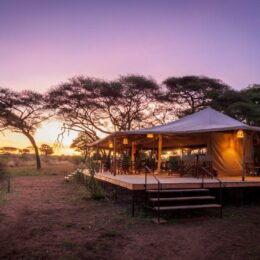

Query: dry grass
[5,161,78,176]
[0,154,82,176]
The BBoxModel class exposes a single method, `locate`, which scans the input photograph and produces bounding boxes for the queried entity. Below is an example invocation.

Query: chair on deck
[167,156,181,175]
[180,155,197,177]
[117,157,132,175]
[246,162,260,176]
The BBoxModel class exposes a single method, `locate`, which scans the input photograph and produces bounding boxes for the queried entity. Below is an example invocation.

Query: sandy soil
[0,175,260,260]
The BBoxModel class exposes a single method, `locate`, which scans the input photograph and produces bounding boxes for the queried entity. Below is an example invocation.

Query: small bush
[87,176,105,200]
[76,159,105,200]
[71,156,85,165]
[168,156,180,172]
[20,153,31,161]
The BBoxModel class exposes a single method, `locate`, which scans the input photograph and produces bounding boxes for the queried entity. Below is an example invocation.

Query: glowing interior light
[122,138,128,145]
[236,129,244,139]
[146,133,154,138]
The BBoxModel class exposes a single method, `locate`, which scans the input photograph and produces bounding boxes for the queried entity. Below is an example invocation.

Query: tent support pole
[157,135,162,174]
[209,133,213,172]
[131,141,135,174]
[242,135,246,181]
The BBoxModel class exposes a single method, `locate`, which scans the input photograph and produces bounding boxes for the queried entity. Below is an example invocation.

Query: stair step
[149,196,215,202]
[153,204,222,211]
[147,188,209,193]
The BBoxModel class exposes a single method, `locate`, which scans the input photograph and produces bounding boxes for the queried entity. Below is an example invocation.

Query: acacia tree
[47,75,164,139]
[163,76,232,117]
[40,144,54,156]
[101,75,162,130]
[0,147,18,154]
[47,77,111,137]
[224,84,260,126]
[70,132,98,159]
[0,88,51,169]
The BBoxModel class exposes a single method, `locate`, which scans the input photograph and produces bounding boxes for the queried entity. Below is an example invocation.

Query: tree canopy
[224,84,260,126]
[47,75,165,138]
[70,132,98,159]
[163,76,231,117]
[0,88,51,169]
[40,144,54,156]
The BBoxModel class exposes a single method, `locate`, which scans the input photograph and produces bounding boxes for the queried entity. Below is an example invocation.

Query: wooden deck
[81,170,260,190]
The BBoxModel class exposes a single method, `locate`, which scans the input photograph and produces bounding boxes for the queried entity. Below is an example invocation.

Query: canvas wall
[209,132,253,176]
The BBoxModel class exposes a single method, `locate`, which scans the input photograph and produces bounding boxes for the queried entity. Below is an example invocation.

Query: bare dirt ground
[0,175,260,260]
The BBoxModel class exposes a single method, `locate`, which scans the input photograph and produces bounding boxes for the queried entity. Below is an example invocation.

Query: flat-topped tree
[0,88,51,169]
[163,76,232,117]
[223,84,260,126]
[70,132,98,160]
[47,75,162,138]
[47,77,111,136]
[40,144,54,156]
[105,75,161,130]
[204,84,260,126]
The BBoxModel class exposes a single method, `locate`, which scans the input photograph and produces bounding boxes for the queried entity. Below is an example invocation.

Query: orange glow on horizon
[0,120,81,156]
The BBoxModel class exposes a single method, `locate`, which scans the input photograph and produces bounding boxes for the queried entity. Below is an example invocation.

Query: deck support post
[240,187,244,206]
[131,190,136,217]
[113,136,117,176]
[157,135,163,174]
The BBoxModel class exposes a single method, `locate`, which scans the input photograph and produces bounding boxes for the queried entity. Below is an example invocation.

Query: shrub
[102,156,111,171]
[71,155,85,165]
[85,159,105,200]
[168,156,180,172]
[122,154,131,171]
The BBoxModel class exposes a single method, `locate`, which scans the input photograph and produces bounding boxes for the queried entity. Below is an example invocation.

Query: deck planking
[81,170,260,190]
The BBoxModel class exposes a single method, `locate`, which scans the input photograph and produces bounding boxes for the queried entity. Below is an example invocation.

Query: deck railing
[144,165,162,222]
[201,166,223,215]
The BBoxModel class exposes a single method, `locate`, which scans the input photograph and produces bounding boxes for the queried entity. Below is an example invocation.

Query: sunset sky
[0,0,259,154]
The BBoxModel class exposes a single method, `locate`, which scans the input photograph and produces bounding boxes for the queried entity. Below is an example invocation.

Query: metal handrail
[145,165,162,222]
[201,166,223,208]
[144,165,162,190]
[200,166,222,185]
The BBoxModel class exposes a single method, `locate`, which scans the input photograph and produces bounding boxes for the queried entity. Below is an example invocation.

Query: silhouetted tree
[224,84,260,126]
[40,144,54,156]
[0,147,18,154]
[163,76,231,117]
[47,75,163,139]
[103,75,161,130]
[19,148,30,155]
[0,88,51,169]
[70,132,98,159]
[47,77,111,136]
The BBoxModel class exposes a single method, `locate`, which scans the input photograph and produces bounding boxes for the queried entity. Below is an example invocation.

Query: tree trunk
[23,131,41,170]
[83,149,88,161]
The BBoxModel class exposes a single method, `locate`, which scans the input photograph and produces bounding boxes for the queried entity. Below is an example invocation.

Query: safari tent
[89,108,260,179]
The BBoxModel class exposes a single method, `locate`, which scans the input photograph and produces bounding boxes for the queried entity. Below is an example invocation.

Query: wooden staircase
[145,188,222,222]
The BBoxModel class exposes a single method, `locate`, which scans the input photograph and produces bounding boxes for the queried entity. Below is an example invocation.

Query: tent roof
[124,107,260,134]
[89,107,260,146]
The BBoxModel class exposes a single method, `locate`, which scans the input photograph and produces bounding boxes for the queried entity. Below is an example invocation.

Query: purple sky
[0,0,260,91]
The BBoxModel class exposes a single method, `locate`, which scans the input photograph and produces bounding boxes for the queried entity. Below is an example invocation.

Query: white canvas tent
[90,108,260,177]
[123,107,260,135]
